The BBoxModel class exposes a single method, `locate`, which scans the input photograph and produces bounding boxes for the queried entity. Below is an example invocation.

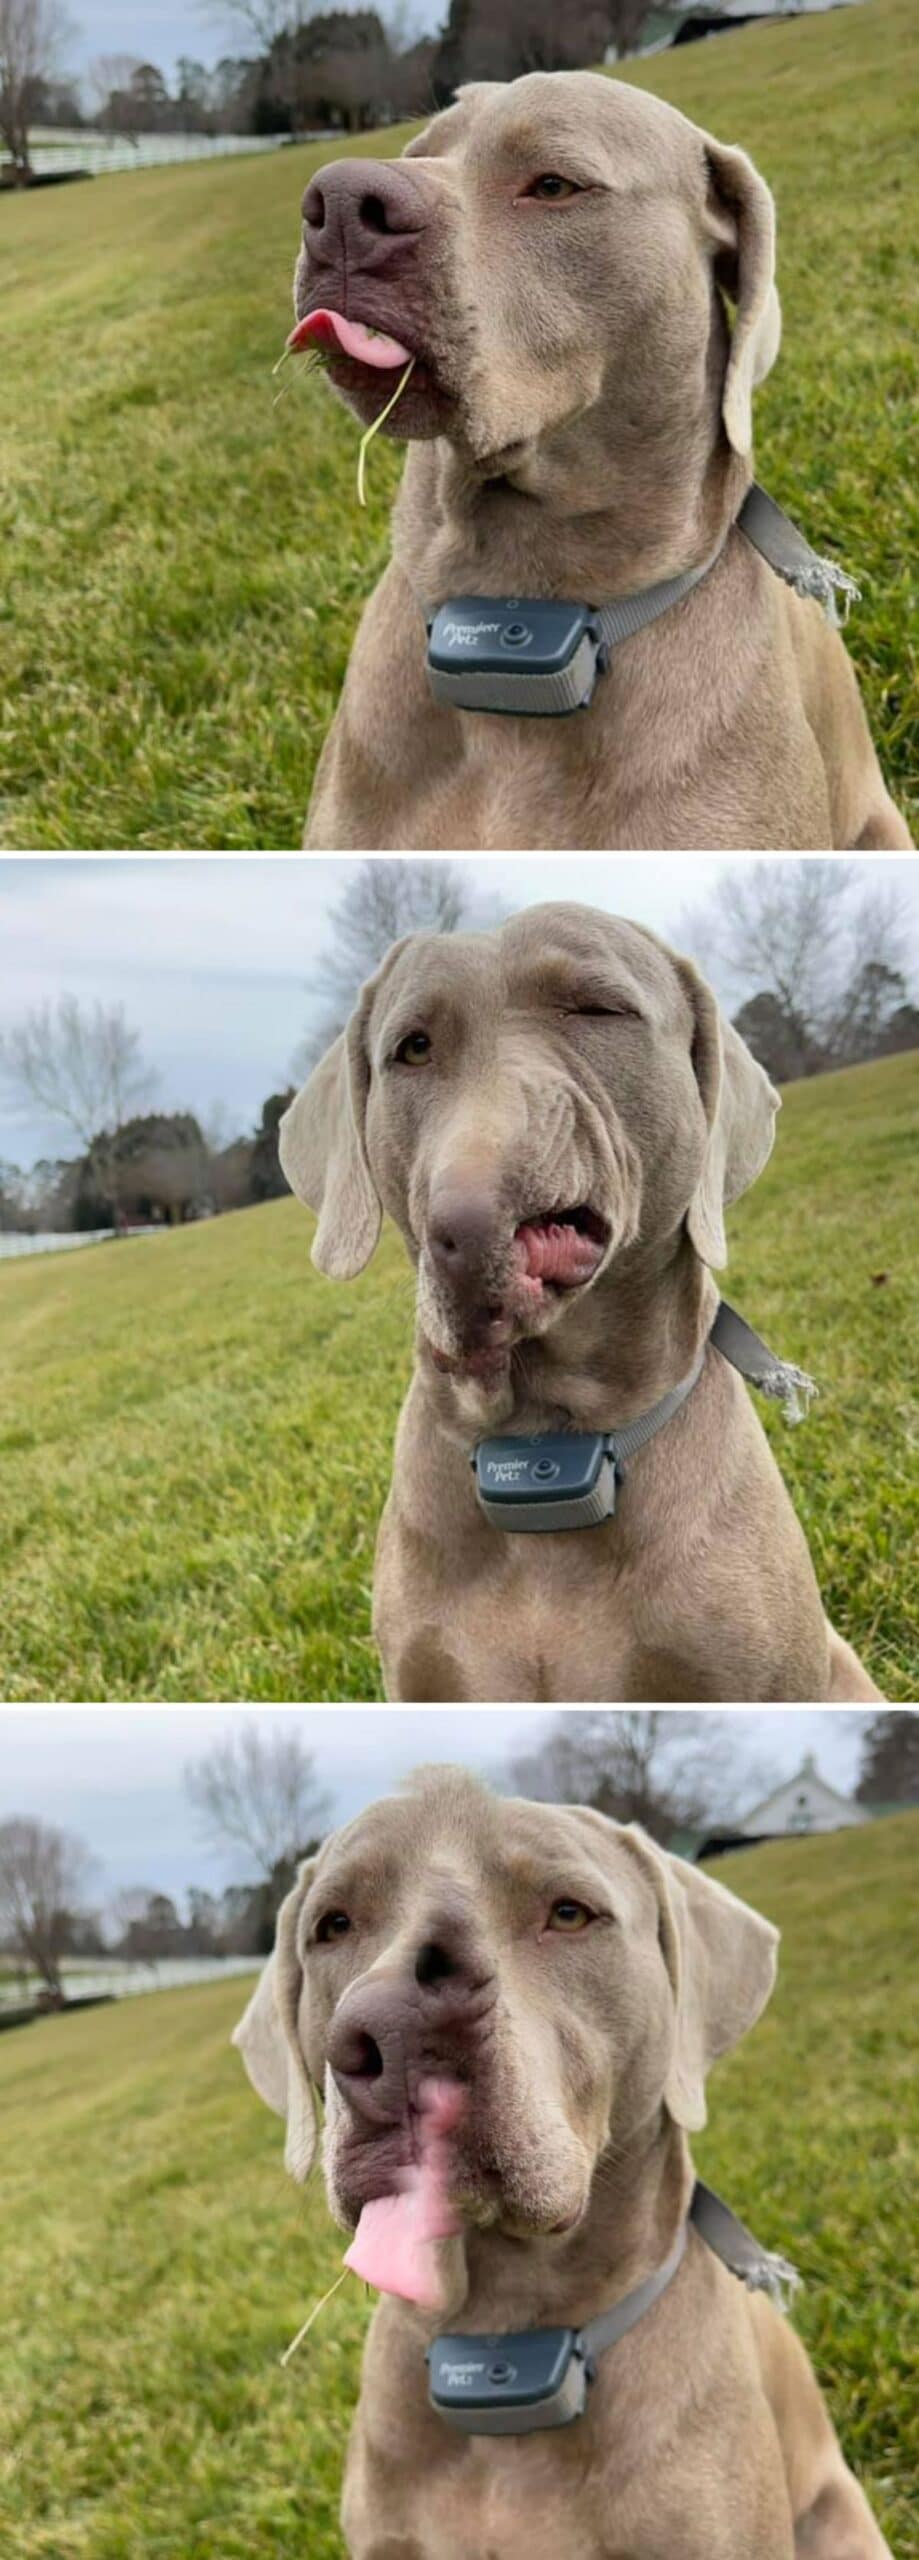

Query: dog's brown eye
[548,1898,593,1932]
[523,173,580,201]
[316,1910,351,1941]
[395,1030,431,1065]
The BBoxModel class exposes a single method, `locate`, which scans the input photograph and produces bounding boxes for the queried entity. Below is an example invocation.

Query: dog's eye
[316,1910,351,1942]
[547,1898,593,1932]
[394,1030,431,1066]
[522,173,581,201]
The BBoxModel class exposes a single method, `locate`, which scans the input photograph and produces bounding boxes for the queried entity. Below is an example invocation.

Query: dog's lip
[290,299,446,398]
[288,306,414,369]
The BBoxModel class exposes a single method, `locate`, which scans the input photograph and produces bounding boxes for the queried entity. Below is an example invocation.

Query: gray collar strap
[472,1297,817,1534]
[425,482,860,717]
[426,2179,800,2436]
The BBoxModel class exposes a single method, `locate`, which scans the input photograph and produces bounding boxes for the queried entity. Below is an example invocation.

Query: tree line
[4,1,804,183]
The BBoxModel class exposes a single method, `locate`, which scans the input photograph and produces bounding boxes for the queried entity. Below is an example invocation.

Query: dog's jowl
[293,73,910,852]
[279,902,880,1704]
[234,1769,893,2560]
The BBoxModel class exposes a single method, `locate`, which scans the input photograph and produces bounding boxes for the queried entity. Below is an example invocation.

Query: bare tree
[0,0,78,180]
[294,857,496,1074]
[679,861,913,1083]
[505,1711,779,1845]
[0,1817,93,2001]
[185,1722,332,1879]
[0,994,153,1212]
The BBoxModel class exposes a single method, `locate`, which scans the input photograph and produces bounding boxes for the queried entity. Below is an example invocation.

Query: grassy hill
[0,1047,916,1702]
[0,1813,915,2557]
[0,0,915,848]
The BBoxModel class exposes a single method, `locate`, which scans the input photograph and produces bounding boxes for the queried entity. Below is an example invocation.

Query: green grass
[0,1047,916,1702]
[0,0,916,847]
[0,1815,916,2556]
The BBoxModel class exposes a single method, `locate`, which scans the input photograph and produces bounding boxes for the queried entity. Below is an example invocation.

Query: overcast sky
[0,1708,873,1904]
[3,856,917,1171]
[71,1,441,88]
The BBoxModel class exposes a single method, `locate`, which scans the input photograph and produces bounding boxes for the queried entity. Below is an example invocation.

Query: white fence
[6,129,292,181]
[0,1955,261,2009]
[0,1228,114,1260]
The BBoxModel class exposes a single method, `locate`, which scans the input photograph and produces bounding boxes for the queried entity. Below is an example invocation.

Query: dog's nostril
[304,183,324,228]
[359,191,391,235]
[415,1939,456,1988]
[352,2032,384,2079]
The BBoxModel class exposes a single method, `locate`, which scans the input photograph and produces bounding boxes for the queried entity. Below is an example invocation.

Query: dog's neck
[446,2106,692,2339]
[393,368,750,606]
[427,1228,718,1440]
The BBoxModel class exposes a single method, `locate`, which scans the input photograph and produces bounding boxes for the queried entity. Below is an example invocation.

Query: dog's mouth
[512,1203,609,1294]
[287,304,449,423]
[427,1204,610,1381]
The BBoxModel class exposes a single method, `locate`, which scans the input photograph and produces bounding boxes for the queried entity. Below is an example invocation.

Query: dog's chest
[345,2412,619,2560]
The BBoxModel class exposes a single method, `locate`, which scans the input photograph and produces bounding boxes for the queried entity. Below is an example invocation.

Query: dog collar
[425,484,860,718]
[426,2179,799,2437]
[472,1297,817,1533]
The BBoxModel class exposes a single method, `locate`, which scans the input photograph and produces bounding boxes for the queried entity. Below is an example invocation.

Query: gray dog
[292,73,909,851]
[279,902,880,1703]
[234,1767,892,2560]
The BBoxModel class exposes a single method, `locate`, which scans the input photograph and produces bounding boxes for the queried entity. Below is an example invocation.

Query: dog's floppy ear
[677,958,779,1268]
[279,1003,380,1281]
[621,1827,778,2133]
[232,1860,320,2182]
[704,138,781,455]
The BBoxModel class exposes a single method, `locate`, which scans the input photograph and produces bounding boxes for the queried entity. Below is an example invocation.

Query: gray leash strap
[711,1299,818,1426]
[577,2218,688,2368]
[579,2181,799,2371]
[737,482,860,627]
[607,1340,707,1469]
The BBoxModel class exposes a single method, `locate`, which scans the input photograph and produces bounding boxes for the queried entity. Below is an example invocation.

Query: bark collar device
[472,1298,817,1534]
[426,2179,799,2437]
[425,483,859,718]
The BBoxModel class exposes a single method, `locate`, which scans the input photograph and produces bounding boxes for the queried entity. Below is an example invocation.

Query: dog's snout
[302,158,429,265]
[328,1926,497,2125]
[428,1192,497,1282]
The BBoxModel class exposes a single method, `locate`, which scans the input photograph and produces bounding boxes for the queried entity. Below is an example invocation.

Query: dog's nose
[427,1192,498,1285]
[327,1929,496,2127]
[302,158,429,270]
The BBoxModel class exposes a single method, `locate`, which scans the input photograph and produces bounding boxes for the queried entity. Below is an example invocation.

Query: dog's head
[292,72,780,467]
[278,903,778,1387]
[233,1768,777,2250]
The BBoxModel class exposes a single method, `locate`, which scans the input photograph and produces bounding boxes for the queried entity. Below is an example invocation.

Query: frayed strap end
[745,2250,802,2313]
[788,557,861,627]
[753,1362,819,1427]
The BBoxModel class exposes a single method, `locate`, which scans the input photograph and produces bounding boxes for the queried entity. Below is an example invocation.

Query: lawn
[0,1047,916,1703]
[0,0,916,848]
[0,1813,916,2557]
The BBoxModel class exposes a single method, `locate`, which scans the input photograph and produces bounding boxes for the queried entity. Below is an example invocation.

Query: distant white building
[737,1753,870,1837]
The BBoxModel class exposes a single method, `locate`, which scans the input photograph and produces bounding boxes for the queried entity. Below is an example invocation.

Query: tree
[0,996,153,1219]
[856,1713,919,1807]
[679,861,914,1084]
[295,857,489,1074]
[0,0,77,181]
[0,1818,93,2002]
[504,1711,776,1845]
[185,1723,331,1879]
[250,1088,295,1199]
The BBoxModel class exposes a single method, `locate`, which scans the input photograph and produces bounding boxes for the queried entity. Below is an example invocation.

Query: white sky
[0,1707,873,1902]
[3,855,917,1170]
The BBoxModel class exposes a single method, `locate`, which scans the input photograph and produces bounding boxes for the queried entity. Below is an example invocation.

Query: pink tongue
[287,307,412,368]
[513,1219,602,1288]
[343,2079,465,2308]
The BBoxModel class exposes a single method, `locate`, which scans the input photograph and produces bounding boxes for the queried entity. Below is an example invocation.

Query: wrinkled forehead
[368,905,692,1051]
[405,71,703,196]
[303,1776,656,1933]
